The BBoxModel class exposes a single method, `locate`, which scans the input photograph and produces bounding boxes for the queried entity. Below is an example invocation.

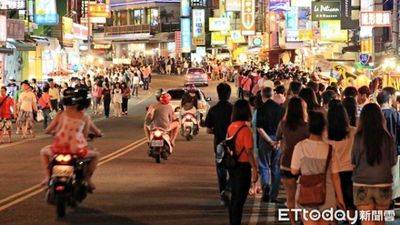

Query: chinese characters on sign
[360,11,391,27]
[241,0,255,35]
[0,15,6,43]
[311,1,341,21]
[7,19,24,40]
[225,0,241,11]
[73,23,89,40]
[88,0,111,18]
[181,0,191,17]
[192,9,205,46]
[34,0,59,25]
[0,0,25,9]
[209,18,230,31]
[181,18,191,53]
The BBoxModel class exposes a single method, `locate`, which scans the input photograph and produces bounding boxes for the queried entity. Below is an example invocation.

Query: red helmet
[159,93,171,105]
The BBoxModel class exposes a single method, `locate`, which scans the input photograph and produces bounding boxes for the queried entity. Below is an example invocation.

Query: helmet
[159,93,171,105]
[62,87,76,106]
[155,88,164,101]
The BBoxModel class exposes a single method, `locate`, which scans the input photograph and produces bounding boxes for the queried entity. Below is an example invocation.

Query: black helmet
[74,88,91,111]
[62,87,75,106]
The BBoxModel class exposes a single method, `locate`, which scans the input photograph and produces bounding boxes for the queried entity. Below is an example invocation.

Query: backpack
[216,125,247,169]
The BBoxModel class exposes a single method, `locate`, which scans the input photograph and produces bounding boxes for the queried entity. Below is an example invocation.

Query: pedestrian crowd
[0,63,154,143]
[206,64,399,225]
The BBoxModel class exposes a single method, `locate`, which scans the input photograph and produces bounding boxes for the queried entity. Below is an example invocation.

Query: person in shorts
[0,87,15,143]
[17,81,38,138]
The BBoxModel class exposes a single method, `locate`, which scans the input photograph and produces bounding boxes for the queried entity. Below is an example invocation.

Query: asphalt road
[0,75,288,225]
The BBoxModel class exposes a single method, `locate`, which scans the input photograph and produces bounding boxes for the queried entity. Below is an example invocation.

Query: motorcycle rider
[180,89,200,134]
[145,90,180,148]
[40,88,102,191]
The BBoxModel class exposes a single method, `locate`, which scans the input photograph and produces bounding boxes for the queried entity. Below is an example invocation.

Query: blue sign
[359,53,370,65]
[34,14,59,25]
[34,0,59,25]
[181,18,191,53]
[181,0,190,17]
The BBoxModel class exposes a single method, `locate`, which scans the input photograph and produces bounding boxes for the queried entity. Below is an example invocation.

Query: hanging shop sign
[34,0,59,25]
[62,17,74,47]
[360,11,391,27]
[248,35,263,47]
[340,0,359,29]
[359,53,370,66]
[7,19,24,40]
[192,9,205,46]
[88,0,110,18]
[312,1,341,21]
[230,30,246,43]
[225,0,240,11]
[286,6,297,30]
[0,15,6,43]
[209,18,230,31]
[175,31,181,56]
[241,0,255,36]
[181,0,191,17]
[298,30,313,41]
[181,18,191,53]
[211,32,226,45]
[73,23,88,40]
[269,0,290,12]
[320,20,347,42]
[0,0,25,9]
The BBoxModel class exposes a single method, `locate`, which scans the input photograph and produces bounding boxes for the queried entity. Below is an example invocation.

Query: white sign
[0,0,25,9]
[209,18,231,31]
[0,15,6,43]
[360,11,391,27]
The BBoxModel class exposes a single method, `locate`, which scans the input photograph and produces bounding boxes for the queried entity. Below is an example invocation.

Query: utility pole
[393,0,398,56]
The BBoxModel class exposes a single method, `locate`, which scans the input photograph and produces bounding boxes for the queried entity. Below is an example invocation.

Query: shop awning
[0,47,13,55]
[7,39,36,51]
[30,35,50,46]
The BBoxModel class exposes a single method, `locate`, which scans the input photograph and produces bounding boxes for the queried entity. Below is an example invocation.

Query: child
[40,88,102,190]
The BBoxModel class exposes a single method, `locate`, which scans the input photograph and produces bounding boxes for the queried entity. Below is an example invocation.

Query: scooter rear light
[185,115,192,120]
[154,130,163,138]
[55,154,72,163]
[55,186,65,191]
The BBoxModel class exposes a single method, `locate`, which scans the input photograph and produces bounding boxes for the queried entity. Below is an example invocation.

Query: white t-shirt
[132,76,140,85]
[324,127,356,172]
[19,91,36,112]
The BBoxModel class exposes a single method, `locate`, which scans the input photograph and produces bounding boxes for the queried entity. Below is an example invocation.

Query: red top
[0,96,14,119]
[227,121,253,163]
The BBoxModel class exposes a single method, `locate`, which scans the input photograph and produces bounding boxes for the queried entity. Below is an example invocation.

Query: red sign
[7,19,24,40]
[175,31,181,56]
[73,23,88,40]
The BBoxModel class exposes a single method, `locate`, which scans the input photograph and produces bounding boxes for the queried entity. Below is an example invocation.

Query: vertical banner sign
[192,9,205,46]
[226,0,240,11]
[241,0,255,36]
[34,0,59,25]
[181,0,190,17]
[0,15,6,43]
[340,0,359,29]
[181,18,191,53]
[7,19,25,40]
[175,31,182,56]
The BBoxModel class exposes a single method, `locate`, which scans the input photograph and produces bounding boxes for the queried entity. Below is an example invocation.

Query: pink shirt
[38,93,51,109]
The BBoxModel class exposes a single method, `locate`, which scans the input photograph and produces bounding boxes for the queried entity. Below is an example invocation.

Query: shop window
[120,10,128,25]
[147,8,159,26]
[134,9,143,25]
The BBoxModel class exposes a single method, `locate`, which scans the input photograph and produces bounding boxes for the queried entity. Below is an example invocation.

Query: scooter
[45,134,98,218]
[181,113,199,141]
[148,127,173,163]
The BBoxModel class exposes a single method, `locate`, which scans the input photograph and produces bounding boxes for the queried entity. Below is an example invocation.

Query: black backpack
[216,125,247,169]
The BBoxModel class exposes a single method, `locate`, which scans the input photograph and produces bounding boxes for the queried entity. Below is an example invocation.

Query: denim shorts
[353,186,392,207]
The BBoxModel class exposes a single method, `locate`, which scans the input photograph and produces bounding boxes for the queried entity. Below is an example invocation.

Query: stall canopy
[7,39,36,51]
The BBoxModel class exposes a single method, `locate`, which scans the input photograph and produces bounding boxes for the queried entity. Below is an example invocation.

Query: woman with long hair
[352,103,396,225]
[342,97,357,127]
[102,78,112,118]
[112,82,123,117]
[299,87,320,111]
[276,97,309,225]
[121,82,131,116]
[227,99,258,225]
[326,100,357,219]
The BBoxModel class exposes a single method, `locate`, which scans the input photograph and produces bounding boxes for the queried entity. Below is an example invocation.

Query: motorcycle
[45,134,98,218]
[180,113,199,141]
[148,128,173,163]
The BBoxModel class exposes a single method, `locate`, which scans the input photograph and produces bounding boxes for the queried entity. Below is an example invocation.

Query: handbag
[297,145,332,206]
[49,110,57,120]
[36,110,44,122]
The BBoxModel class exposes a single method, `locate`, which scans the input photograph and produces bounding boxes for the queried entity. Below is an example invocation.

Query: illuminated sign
[269,0,289,12]
[320,20,348,42]
[34,0,59,25]
[0,15,6,43]
[7,19,24,40]
[88,0,111,18]
[360,11,391,27]
[73,23,88,40]
[0,0,25,9]
[226,0,240,11]
[241,0,255,36]
[248,35,263,47]
[93,44,111,49]
[312,1,341,21]
[286,6,297,30]
[299,30,313,41]
[181,0,190,17]
[230,30,246,43]
[192,9,205,46]
[63,17,73,41]
[209,18,230,31]
[181,18,191,53]
[211,32,226,45]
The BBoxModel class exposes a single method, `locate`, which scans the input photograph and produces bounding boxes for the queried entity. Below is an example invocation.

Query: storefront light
[87,55,94,63]
[396,66,400,73]
[97,58,104,64]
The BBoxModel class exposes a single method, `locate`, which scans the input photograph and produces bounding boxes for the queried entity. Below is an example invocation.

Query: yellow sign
[192,36,205,46]
[62,17,73,46]
[211,32,226,45]
[361,38,373,54]
[299,30,313,41]
[88,0,111,18]
[320,20,348,42]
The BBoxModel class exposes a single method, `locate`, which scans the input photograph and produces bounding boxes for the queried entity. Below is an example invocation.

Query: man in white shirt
[17,81,38,138]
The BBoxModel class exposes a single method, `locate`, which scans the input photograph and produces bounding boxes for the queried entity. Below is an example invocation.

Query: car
[184,68,208,87]
[166,88,211,119]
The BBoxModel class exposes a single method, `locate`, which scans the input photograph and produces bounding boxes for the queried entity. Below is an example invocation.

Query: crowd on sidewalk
[206,64,399,225]
[0,64,154,143]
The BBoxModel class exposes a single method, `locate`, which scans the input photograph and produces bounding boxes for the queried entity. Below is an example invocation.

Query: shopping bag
[36,110,44,122]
